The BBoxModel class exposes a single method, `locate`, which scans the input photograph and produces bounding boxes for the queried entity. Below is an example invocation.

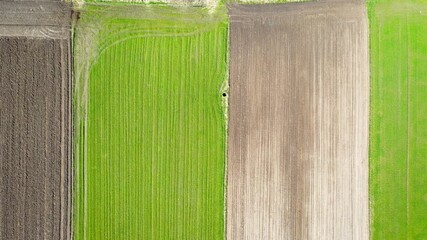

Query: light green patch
[72,0,223,10]
[369,2,427,239]
[227,0,305,4]
[73,5,228,240]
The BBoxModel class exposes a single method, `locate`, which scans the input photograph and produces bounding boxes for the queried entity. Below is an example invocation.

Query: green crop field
[73,5,228,239]
[369,1,427,239]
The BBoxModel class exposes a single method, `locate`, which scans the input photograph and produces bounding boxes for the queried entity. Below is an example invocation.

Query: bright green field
[73,5,228,239]
[369,1,427,239]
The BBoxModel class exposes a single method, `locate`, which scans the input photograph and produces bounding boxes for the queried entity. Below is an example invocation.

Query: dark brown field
[0,3,71,239]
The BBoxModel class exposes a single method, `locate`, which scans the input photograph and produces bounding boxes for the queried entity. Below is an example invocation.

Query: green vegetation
[74,5,228,239]
[369,2,427,239]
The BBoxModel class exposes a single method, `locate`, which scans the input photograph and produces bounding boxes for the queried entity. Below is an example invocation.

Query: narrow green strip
[72,0,224,10]
[73,5,228,239]
[369,2,427,239]
[227,0,305,4]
